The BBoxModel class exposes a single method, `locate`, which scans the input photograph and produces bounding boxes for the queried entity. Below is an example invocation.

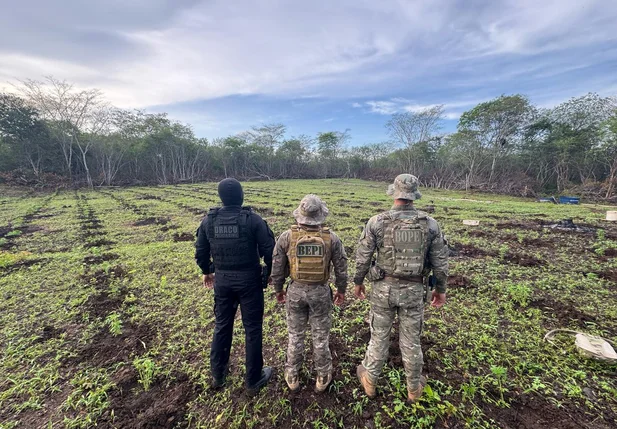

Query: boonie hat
[293,194,329,226]
[387,174,422,200]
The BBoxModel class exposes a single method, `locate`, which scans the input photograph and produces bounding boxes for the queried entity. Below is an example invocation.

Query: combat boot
[314,372,332,393]
[211,375,226,390]
[284,369,300,392]
[246,366,273,397]
[407,375,427,403]
[356,364,376,398]
[211,365,229,390]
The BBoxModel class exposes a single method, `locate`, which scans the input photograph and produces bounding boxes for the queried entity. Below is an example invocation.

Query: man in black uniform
[195,178,275,396]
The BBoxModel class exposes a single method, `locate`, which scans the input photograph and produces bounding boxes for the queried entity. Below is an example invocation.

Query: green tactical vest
[376,212,429,277]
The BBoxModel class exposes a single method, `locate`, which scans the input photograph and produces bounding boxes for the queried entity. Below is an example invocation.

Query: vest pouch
[376,214,427,278]
[391,222,425,277]
[288,226,331,284]
[366,264,385,282]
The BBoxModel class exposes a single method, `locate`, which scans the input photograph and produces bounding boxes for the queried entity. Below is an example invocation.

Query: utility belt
[384,275,432,303]
[367,264,435,304]
[366,264,424,283]
[289,280,329,287]
[384,275,424,283]
[208,263,268,289]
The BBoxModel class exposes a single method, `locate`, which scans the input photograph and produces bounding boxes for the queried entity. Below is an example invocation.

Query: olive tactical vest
[288,226,332,284]
[207,207,260,271]
[376,212,429,277]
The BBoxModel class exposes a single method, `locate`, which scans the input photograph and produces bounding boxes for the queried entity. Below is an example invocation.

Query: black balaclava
[218,178,244,206]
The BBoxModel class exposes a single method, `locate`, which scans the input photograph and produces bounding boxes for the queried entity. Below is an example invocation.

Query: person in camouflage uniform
[271,195,348,393]
[354,174,448,402]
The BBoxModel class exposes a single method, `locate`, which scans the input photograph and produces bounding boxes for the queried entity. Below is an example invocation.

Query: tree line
[1,77,616,199]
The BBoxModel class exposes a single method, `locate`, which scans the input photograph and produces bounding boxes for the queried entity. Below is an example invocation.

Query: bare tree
[444,130,487,191]
[78,106,113,187]
[386,105,444,173]
[247,123,286,150]
[17,77,106,186]
[242,123,286,177]
[94,109,139,186]
[599,115,617,199]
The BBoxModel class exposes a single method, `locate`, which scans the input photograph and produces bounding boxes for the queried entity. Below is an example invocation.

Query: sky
[1,0,616,145]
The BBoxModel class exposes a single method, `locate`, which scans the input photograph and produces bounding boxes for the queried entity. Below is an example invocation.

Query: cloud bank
[1,0,616,140]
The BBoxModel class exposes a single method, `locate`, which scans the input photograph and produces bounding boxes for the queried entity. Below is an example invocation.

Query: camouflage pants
[286,282,333,376]
[362,278,424,389]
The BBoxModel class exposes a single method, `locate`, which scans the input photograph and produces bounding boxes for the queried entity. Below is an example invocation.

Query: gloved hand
[276,291,286,304]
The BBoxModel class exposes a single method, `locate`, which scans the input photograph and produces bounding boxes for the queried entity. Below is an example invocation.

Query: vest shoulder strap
[238,208,252,224]
[207,208,219,236]
[416,213,430,231]
[416,210,429,220]
[381,211,393,220]
[289,226,331,244]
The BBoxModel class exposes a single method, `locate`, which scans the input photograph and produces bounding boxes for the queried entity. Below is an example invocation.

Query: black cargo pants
[210,269,264,387]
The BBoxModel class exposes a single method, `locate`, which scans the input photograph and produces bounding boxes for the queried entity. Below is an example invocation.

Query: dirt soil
[530,296,598,330]
[478,393,612,429]
[0,258,45,276]
[451,243,497,258]
[83,253,119,265]
[133,217,170,226]
[97,369,201,429]
[504,251,546,267]
[447,275,472,288]
[173,232,194,242]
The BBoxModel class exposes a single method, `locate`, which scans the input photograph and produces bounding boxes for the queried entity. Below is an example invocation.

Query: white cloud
[365,101,398,115]
[402,103,442,113]
[0,0,616,110]
[444,111,463,120]
[359,98,477,119]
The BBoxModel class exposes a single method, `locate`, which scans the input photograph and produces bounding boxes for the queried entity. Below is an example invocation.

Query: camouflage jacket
[354,204,449,293]
[271,227,349,294]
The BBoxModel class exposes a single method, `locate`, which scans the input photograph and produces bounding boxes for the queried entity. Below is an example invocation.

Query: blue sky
[1,0,616,145]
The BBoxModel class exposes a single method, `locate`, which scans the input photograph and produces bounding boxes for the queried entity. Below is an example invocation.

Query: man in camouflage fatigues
[271,195,348,393]
[354,174,449,402]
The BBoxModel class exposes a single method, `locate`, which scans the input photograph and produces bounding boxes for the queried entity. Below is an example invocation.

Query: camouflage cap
[293,194,329,225]
[387,174,422,200]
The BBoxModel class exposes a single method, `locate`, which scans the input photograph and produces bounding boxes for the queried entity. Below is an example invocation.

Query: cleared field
[0,179,616,429]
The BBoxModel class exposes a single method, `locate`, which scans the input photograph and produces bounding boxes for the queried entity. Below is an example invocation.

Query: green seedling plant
[133,356,158,391]
[488,366,509,408]
[62,369,114,429]
[105,312,123,336]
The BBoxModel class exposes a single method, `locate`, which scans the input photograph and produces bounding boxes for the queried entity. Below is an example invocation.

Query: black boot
[246,366,273,397]
[211,365,229,389]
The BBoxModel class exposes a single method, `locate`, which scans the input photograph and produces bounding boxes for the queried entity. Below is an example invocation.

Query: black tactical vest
[207,207,260,271]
